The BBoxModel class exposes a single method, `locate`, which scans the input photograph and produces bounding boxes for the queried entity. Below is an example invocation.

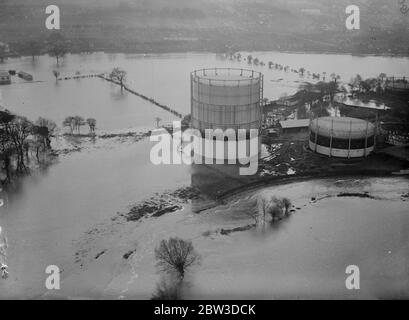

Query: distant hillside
[0,0,408,55]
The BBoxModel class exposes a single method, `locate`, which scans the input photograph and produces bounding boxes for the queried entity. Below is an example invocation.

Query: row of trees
[251,195,292,227]
[62,116,96,135]
[348,73,388,94]
[226,54,340,82]
[0,33,69,65]
[0,110,56,184]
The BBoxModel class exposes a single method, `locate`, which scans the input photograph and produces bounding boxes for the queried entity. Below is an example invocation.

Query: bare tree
[52,70,60,82]
[63,116,75,134]
[155,237,200,280]
[0,226,8,279]
[47,33,68,65]
[282,198,292,216]
[5,116,33,171]
[258,195,288,224]
[73,116,86,134]
[0,111,15,183]
[0,43,8,62]
[26,40,42,60]
[109,67,127,90]
[86,118,97,134]
[330,73,341,84]
[35,117,56,149]
[154,117,161,128]
[268,204,283,223]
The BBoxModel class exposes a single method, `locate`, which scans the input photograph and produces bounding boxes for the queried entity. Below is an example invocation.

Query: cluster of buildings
[190,67,378,162]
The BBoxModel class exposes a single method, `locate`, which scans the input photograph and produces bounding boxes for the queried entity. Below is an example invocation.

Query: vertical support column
[308,117,312,149]
[329,118,334,157]
[364,118,369,157]
[314,118,319,152]
[260,74,264,130]
[374,111,378,151]
[190,73,193,128]
[348,119,352,159]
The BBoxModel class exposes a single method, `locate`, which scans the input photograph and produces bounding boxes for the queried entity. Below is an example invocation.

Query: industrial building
[190,68,263,162]
[191,68,262,132]
[309,116,375,158]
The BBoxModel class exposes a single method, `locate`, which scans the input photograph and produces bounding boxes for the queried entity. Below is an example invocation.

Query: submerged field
[1,52,409,299]
[37,176,409,300]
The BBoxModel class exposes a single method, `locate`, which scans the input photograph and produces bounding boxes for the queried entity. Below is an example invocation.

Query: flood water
[190,178,409,299]
[0,52,409,298]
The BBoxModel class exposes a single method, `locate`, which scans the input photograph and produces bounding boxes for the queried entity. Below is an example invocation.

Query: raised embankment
[97,75,183,119]
[57,73,184,119]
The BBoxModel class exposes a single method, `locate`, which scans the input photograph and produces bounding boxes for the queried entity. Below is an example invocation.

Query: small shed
[279,119,310,134]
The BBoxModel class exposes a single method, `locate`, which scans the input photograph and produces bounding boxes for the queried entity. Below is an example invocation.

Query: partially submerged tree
[282,198,292,216]
[26,40,42,60]
[154,117,161,128]
[73,116,86,134]
[4,116,33,172]
[35,117,56,149]
[62,116,75,134]
[330,73,341,84]
[109,67,127,90]
[0,111,15,182]
[0,110,57,182]
[155,237,200,280]
[0,43,8,62]
[151,277,181,300]
[52,70,60,82]
[350,74,363,92]
[47,32,68,65]
[268,204,283,222]
[257,195,293,225]
[86,118,96,134]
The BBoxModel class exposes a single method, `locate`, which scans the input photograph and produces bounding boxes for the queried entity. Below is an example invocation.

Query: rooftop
[279,119,310,129]
[192,68,262,86]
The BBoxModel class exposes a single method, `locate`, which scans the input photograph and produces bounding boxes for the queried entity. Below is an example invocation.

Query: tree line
[0,110,56,185]
[1,32,69,66]
[62,116,96,135]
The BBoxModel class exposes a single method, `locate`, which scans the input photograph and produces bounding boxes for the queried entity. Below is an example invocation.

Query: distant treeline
[1,0,409,56]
